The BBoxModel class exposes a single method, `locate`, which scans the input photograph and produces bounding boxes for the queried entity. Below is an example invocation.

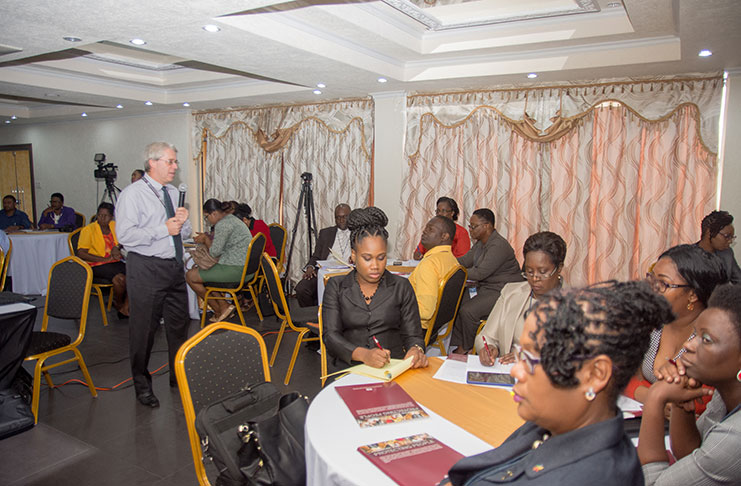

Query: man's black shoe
[137,392,160,408]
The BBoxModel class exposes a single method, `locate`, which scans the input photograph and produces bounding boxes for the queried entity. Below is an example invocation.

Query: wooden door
[0,145,36,223]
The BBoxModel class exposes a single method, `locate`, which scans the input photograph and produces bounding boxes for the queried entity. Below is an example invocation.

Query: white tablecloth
[305,373,491,486]
[7,232,71,295]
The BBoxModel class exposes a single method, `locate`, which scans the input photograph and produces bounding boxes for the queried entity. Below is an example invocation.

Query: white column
[719,70,741,217]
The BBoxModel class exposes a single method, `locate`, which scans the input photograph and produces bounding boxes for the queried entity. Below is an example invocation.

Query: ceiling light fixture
[698,49,713,57]
[313,89,322,95]
[527,73,538,78]
[11,115,17,120]
[202,24,221,33]
[316,83,326,88]
[377,77,388,83]
[145,101,153,106]
[81,112,88,117]
[4,120,10,124]
[182,102,191,107]
[116,104,123,109]
[606,2,621,7]
[63,36,82,42]
[130,38,147,46]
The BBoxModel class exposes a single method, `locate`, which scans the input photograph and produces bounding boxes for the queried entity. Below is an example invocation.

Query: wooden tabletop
[396,357,524,448]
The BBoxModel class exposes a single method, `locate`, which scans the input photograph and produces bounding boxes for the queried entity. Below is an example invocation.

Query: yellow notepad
[323,357,414,382]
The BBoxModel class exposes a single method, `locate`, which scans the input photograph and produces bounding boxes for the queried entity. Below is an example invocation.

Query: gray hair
[144,142,177,171]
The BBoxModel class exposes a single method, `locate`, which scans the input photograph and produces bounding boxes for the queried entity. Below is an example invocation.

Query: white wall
[720,70,741,218]
[0,111,193,223]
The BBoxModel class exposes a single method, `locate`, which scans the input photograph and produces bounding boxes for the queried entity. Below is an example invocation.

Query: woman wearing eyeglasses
[626,244,728,407]
[474,231,566,365]
[413,197,470,260]
[443,281,674,486]
[697,210,740,284]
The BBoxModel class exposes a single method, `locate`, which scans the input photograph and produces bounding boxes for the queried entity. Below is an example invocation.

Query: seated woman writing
[186,198,252,322]
[475,231,567,365]
[413,197,470,259]
[76,202,128,317]
[443,281,674,485]
[638,284,741,485]
[322,206,427,372]
[626,244,728,408]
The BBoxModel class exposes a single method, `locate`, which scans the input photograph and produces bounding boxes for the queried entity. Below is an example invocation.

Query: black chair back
[269,225,286,256]
[69,228,81,255]
[427,266,468,345]
[261,253,288,317]
[244,233,266,282]
[74,212,84,229]
[46,257,90,319]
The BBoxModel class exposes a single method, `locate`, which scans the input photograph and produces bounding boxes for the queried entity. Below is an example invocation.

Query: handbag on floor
[237,391,309,486]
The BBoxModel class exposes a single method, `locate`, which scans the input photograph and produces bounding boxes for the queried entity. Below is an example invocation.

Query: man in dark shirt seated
[0,195,32,231]
[38,192,77,230]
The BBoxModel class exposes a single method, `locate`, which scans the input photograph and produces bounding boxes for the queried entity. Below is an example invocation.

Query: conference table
[305,357,524,486]
[7,231,70,296]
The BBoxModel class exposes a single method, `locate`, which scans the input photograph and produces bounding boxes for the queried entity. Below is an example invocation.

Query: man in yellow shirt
[408,216,460,330]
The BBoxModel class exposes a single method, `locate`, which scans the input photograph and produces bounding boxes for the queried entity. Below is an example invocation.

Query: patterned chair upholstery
[68,228,115,326]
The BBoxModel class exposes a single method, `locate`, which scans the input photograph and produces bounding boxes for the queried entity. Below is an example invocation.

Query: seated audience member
[233,203,277,258]
[0,195,32,231]
[76,202,128,317]
[413,197,471,259]
[476,231,567,365]
[449,208,522,354]
[443,281,674,486]
[186,198,252,322]
[130,169,145,183]
[697,210,740,284]
[322,207,427,372]
[639,284,741,486]
[38,192,77,230]
[295,203,351,307]
[408,216,460,330]
[626,244,728,405]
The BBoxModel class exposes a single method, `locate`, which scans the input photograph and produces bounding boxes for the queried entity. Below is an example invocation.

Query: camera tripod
[284,172,318,292]
[99,178,121,206]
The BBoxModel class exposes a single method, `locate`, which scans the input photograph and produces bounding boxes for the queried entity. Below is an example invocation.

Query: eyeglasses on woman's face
[512,343,541,374]
[521,267,558,281]
[645,272,692,294]
[718,231,737,242]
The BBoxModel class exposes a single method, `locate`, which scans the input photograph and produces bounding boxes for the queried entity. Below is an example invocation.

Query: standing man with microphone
[116,142,192,408]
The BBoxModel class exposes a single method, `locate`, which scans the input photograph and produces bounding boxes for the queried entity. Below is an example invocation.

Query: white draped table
[8,231,71,295]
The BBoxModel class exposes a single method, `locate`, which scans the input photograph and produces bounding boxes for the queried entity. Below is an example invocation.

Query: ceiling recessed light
[116,104,123,109]
[606,2,621,7]
[182,102,191,107]
[81,112,88,117]
[698,49,713,57]
[10,115,17,120]
[313,89,322,95]
[145,101,153,106]
[316,83,326,88]
[377,77,388,83]
[527,73,538,79]
[202,24,221,33]
[63,36,82,42]
[4,120,10,124]
[130,38,147,46]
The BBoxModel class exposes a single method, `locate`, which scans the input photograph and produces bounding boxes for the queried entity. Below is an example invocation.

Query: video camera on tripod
[93,153,118,183]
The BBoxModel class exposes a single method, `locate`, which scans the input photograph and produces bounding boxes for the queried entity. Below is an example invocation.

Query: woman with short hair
[697,210,740,284]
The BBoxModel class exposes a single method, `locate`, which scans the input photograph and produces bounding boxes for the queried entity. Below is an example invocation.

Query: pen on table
[481,336,494,363]
[372,335,390,362]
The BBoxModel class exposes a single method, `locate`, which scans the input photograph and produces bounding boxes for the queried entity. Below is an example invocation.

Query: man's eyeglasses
[158,158,178,165]
[645,272,692,294]
[512,344,541,374]
[521,267,558,281]
[468,223,486,230]
[718,231,737,242]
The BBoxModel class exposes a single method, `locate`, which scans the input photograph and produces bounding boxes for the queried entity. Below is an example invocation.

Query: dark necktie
[162,186,183,264]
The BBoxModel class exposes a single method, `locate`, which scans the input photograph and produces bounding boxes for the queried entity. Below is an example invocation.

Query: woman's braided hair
[530,280,675,401]
[348,206,389,250]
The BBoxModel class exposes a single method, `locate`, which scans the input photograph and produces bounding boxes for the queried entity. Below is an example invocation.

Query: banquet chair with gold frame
[424,265,468,355]
[0,238,12,292]
[200,233,266,328]
[175,322,271,486]
[74,211,85,229]
[24,256,97,424]
[268,223,287,273]
[262,253,319,385]
[68,228,114,326]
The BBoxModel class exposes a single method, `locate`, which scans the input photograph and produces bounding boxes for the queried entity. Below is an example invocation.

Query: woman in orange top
[77,202,129,317]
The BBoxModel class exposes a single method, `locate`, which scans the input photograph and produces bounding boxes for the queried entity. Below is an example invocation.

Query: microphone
[178,183,187,208]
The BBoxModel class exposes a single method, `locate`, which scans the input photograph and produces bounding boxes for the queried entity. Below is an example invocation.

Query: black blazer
[446,414,644,485]
[306,226,338,268]
[322,269,425,370]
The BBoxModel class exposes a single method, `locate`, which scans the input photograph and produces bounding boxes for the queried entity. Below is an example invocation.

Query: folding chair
[68,228,114,326]
[0,238,12,292]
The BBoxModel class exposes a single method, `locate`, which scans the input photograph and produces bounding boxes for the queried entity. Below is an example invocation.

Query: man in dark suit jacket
[295,203,351,306]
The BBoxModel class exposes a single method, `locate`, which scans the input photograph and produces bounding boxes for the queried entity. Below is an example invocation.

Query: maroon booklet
[335,382,429,428]
[358,433,464,485]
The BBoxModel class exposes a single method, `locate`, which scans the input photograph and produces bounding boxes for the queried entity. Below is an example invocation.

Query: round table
[305,358,524,486]
[8,231,71,295]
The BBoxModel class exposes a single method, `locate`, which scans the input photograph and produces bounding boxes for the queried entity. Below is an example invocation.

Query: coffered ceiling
[0,0,738,124]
